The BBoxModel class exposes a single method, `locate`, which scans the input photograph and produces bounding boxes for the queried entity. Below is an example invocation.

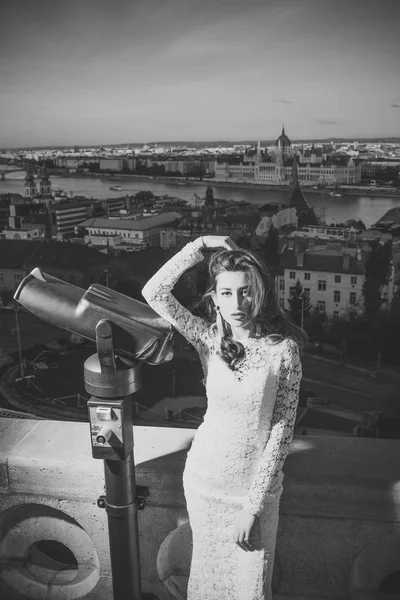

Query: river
[1,169,400,229]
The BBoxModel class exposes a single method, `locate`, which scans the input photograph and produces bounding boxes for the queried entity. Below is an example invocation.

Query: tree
[389,287,400,324]
[88,162,100,173]
[262,224,280,275]
[287,280,311,327]
[362,239,393,323]
[235,233,252,250]
[304,307,327,339]
[385,287,400,365]
[345,219,366,231]
[362,240,392,354]
[135,190,154,203]
[89,262,144,301]
[43,158,54,169]
[204,186,215,207]
[0,288,14,307]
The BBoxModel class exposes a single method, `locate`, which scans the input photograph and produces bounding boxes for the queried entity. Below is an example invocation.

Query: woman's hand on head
[194,235,238,251]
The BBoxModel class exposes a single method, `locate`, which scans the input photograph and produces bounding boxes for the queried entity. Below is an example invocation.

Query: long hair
[194,248,308,370]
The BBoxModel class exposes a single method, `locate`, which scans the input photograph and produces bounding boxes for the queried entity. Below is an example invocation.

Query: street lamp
[13,302,25,378]
[299,291,305,330]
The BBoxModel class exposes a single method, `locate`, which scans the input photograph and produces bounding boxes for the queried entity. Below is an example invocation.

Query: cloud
[315,119,340,125]
[276,99,294,104]
[391,104,400,108]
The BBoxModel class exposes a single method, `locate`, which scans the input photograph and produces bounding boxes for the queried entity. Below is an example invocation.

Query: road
[302,354,399,416]
[0,310,68,355]
[1,313,399,423]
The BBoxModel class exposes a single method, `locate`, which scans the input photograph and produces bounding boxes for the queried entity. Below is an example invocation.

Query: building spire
[291,154,299,187]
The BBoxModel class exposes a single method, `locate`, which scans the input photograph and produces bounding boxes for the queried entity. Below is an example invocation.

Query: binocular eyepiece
[14,268,174,365]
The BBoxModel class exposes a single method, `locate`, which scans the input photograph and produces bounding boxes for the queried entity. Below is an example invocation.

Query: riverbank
[42,170,400,198]
[2,169,398,228]
[5,166,400,198]
[198,180,400,197]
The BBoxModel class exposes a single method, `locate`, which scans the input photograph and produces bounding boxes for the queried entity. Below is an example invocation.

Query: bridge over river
[0,164,40,180]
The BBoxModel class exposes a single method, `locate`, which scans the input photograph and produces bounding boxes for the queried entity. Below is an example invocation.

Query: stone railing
[0,417,399,600]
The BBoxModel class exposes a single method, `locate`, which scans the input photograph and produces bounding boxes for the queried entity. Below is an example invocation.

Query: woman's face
[213,270,253,329]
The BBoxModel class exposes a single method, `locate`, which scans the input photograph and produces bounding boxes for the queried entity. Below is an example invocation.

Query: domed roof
[276,126,291,147]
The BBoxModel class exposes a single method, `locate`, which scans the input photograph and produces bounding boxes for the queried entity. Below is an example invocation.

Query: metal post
[171,368,176,397]
[14,304,24,378]
[300,294,304,330]
[85,320,158,600]
[103,452,143,599]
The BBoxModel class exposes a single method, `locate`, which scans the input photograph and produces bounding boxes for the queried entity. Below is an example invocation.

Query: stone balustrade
[0,417,399,600]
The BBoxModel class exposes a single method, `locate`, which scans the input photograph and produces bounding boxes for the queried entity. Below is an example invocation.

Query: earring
[215,306,224,339]
[256,321,262,337]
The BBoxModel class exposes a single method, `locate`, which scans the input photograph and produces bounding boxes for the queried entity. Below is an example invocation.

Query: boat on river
[110,185,122,191]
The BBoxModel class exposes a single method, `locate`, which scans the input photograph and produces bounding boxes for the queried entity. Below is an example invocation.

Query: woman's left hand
[233,509,257,551]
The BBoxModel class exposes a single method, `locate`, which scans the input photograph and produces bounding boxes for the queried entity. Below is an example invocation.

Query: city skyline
[1,0,400,147]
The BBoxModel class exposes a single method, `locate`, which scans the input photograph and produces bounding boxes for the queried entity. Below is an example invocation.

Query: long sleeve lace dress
[141,241,302,600]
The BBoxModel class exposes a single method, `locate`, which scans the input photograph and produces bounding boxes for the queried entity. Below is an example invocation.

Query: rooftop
[0,239,110,271]
[0,239,42,269]
[287,184,309,210]
[25,240,110,271]
[79,212,182,231]
[374,206,400,227]
[279,244,366,275]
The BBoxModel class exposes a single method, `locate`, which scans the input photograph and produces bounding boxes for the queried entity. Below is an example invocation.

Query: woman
[141,235,304,600]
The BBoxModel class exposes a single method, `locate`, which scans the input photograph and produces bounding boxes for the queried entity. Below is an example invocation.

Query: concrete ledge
[281,436,400,522]
[0,418,399,599]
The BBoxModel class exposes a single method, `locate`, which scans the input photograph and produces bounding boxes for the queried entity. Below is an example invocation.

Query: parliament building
[214,127,362,187]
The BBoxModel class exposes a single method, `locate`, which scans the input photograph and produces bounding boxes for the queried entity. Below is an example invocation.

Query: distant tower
[310,144,317,164]
[256,140,262,165]
[276,125,292,163]
[291,153,299,187]
[288,156,319,226]
[274,147,285,184]
[24,168,37,198]
[40,167,52,199]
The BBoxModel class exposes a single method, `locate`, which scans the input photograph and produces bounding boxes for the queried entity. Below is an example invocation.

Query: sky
[1,0,400,147]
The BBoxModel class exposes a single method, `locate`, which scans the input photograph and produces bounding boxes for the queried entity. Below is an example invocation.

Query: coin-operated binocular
[14,268,175,600]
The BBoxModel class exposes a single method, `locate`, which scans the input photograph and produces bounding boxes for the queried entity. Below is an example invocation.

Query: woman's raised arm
[141,239,209,353]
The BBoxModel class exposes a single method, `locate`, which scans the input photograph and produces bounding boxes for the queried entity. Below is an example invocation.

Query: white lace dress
[141,242,302,600]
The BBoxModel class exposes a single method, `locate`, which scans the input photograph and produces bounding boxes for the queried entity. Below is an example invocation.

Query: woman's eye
[221,291,250,297]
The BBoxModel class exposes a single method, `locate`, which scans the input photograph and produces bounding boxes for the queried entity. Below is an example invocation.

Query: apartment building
[276,242,367,318]
[293,225,359,241]
[77,212,182,248]
[0,241,40,292]
[3,228,43,241]
[47,200,93,238]
[92,197,128,216]
[98,158,135,172]
[99,158,125,172]
[2,202,48,240]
